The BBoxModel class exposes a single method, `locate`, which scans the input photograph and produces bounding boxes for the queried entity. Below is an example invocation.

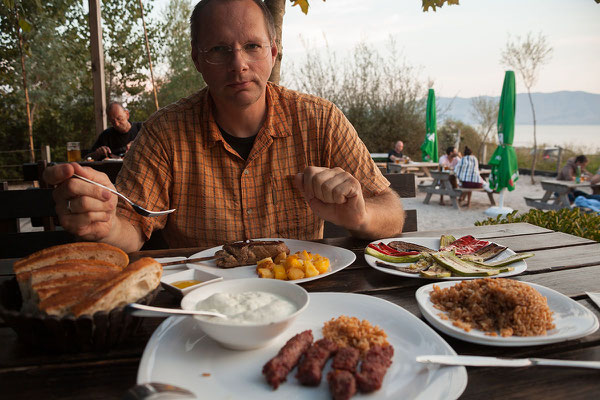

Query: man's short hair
[446,146,455,155]
[464,146,472,156]
[190,0,276,49]
[106,102,125,115]
[575,155,588,164]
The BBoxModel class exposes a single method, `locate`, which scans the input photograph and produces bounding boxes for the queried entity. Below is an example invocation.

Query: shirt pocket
[270,173,321,240]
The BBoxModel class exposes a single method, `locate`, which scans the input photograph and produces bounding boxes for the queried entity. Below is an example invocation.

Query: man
[86,102,142,160]
[557,155,591,181]
[387,140,406,163]
[439,146,460,170]
[44,0,405,252]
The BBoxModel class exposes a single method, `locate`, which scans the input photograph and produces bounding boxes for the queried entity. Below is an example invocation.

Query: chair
[0,186,76,258]
[323,173,418,237]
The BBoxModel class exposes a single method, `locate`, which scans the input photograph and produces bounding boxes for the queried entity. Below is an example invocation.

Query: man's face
[451,147,458,157]
[395,141,404,152]
[108,106,131,133]
[191,0,277,109]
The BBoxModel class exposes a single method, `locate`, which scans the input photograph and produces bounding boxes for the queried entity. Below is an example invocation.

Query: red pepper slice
[368,243,390,255]
[378,242,420,256]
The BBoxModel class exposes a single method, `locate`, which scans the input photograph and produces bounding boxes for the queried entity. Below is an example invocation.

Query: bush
[475,208,600,242]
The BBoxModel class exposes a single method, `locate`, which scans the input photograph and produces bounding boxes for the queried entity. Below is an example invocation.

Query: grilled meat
[355,345,394,393]
[331,346,360,373]
[387,240,435,253]
[216,240,290,268]
[327,370,357,400]
[263,330,313,389]
[296,338,338,386]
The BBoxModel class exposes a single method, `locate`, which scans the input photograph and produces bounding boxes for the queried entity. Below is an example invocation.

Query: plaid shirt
[115,83,389,248]
[454,155,484,184]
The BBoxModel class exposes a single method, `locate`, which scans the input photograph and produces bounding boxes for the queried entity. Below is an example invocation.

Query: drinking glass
[67,142,81,162]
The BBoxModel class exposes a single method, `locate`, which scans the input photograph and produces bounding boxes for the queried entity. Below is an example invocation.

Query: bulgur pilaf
[322,316,388,356]
[429,278,555,337]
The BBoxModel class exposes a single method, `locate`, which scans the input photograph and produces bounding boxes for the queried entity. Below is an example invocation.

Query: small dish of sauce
[172,280,202,289]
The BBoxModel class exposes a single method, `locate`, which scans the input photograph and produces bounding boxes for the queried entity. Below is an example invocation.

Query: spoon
[125,303,228,319]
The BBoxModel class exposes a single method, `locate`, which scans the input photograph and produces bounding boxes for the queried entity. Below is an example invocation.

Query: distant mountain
[437,91,600,125]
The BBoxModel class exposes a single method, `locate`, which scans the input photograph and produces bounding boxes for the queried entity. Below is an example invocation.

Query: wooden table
[1,223,599,399]
[525,179,600,210]
[419,170,496,209]
[387,161,439,177]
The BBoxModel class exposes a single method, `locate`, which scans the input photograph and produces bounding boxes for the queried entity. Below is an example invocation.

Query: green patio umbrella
[420,88,438,162]
[488,71,519,192]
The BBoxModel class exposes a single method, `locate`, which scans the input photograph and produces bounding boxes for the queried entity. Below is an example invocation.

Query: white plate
[161,269,223,297]
[155,257,190,276]
[364,237,527,280]
[188,239,356,284]
[416,280,600,347]
[137,292,467,400]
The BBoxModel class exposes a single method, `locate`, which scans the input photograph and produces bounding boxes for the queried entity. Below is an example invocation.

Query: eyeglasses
[199,42,272,65]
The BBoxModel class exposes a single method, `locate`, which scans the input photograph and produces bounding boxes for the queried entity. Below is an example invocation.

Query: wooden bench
[323,173,418,237]
[419,170,496,209]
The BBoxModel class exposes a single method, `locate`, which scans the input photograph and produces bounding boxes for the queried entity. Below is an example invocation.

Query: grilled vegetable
[431,251,499,277]
[439,235,456,249]
[471,243,508,261]
[419,263,452,278]
[472,252,534,268]
[365,246,423,263]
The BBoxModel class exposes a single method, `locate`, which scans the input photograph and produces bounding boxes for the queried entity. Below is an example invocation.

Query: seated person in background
[86,102,142,160]
[438,146,460,205]
[43,0,405,253]
[557,155,591,181]
[439,146,460,170]
[556,155,599,202]
[454,146,491,205]
[388,140,408,163]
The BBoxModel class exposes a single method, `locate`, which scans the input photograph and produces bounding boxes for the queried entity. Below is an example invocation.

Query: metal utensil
[161,255,223,267]
[417,355,600,370]
[126,303,228,319]
[122,382,195,399]
[72,173,176,217]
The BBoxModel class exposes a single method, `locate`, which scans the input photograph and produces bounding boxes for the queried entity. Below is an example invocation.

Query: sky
[152,0,600,98]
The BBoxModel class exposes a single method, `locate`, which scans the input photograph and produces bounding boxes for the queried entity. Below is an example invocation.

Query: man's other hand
[294,166,368,231]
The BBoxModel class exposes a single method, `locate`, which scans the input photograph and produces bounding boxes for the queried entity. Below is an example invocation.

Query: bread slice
[38,280,108,316]
[33,272,119,303]
[71,258,162,317]
[24,259,123,306]
[14,242,128,280]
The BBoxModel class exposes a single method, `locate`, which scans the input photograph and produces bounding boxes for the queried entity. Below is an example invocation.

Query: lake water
[512,125,599,151]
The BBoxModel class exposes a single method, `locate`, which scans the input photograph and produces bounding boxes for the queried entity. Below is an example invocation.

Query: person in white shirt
[439,146,460,170]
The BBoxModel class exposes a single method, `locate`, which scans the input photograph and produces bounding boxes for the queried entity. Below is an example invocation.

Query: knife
[416,355,600,370]
[161,255,222,267]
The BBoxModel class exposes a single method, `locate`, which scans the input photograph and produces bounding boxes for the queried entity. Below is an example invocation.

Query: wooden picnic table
[1,222,599,399]
[419,170,496,209]
[387,161,439,177]
[525,179,600,210]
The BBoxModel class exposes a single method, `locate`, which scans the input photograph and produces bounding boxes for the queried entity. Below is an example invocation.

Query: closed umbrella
[485,71,519,217]
[421,88,438,162]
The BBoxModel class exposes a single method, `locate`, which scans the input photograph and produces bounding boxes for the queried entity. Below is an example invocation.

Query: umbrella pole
[484,188,513,218]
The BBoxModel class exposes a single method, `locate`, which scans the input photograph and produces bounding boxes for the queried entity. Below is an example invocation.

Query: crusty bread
[33,272,119,303]
[14,242,128,278]
[14,242,128,304]
[71,258,162,317]
[38,280,107,316]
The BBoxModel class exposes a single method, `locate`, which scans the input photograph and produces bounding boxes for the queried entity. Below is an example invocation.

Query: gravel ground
[403,174,550,231]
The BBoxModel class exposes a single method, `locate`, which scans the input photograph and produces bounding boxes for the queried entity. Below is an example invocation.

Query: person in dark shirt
[87,102,142,160]
[387,140,407,163]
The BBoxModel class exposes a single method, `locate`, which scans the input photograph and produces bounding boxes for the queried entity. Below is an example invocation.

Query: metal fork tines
[122,382,195,399]
[72,174,176,217]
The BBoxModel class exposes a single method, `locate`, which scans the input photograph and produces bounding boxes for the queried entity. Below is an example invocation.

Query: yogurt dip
[195,291,297,325]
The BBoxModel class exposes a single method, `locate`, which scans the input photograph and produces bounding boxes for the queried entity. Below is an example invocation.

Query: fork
[72,174,176,217]
[122,382,195,399]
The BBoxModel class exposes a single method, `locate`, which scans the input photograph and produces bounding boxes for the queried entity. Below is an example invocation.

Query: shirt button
[243,169,249,175]
[247,209,252,215]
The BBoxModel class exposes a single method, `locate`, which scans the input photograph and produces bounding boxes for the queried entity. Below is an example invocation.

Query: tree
[500,32,552,183]
[470,96,498,163]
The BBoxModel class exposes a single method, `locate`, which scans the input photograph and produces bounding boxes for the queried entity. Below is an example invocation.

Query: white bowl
[181,278,309,350]
[161,269,223,297]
